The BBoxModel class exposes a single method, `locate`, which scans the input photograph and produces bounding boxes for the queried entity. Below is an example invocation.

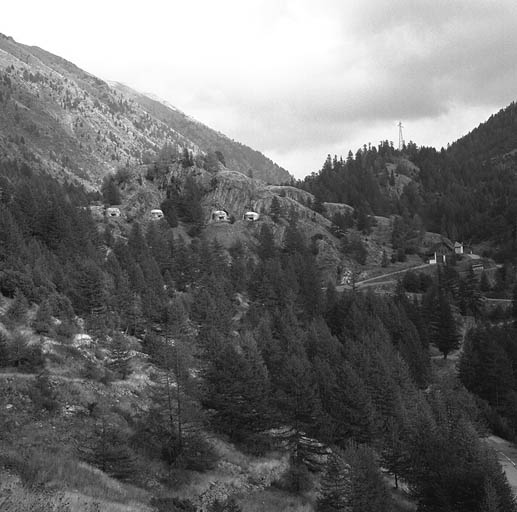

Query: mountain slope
[0,33,291,186]
[111,82,292,184]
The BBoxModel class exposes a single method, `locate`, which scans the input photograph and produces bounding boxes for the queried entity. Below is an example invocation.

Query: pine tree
[381,250,389,268]
[4,289,29,326]
[160,197,178,227]
[480,271,491,293]
[101,176,121,205]
[317,449,352,512]
[257,224,276,260]
[430,289,461,359]
[380,417,410,490]
[91,414,136,481]
[109,333,132,379]
[270,196,282,223]
[72,259,107,316]
[32,299,53,335]
[275,352,322,465]
[459,267,483,318]
[345,443,392,512]
[202,334,271,444]
[0,331,8,367]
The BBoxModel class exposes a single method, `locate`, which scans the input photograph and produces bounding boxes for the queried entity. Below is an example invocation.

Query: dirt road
[485,435,517,495]
[335,263,431,292]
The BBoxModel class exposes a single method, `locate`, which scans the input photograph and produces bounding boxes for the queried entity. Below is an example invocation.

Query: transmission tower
[398,121,405,151]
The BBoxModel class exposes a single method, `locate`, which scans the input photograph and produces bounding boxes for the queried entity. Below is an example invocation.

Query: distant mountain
[0,33,291,186]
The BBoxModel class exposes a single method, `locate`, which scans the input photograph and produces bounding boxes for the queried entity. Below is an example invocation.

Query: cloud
[3,0,517,177]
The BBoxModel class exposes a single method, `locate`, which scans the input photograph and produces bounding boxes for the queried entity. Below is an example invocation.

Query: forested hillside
[1,156,516,511]
[301,103,517,261]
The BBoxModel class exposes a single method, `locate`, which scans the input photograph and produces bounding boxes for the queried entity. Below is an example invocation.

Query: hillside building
[150,209,164,220]
[212,210,230,222]
[243,211,260,221]
[106,207,121,218]
[426,239,454,265]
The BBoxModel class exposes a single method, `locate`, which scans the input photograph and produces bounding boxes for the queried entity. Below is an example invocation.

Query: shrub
[28,370,60,413]
[32,300,54,335]
[4,289,29,326]
[0,270,35,299]
[275,462,313,493]
[8,331,43,371]
[151,496,196,512]
[55,320,78,343]
[176,433,218,472]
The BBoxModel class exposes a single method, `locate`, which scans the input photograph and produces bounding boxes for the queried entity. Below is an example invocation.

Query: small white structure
[243,211,260,222]
[150,209,164,220]
[454,242,464,254]
[106,207,121,217]
[212,210,229,222]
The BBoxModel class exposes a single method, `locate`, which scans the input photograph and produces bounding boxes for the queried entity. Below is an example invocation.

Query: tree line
[0,158,515,511]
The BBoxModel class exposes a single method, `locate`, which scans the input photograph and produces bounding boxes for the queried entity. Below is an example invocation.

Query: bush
[8,331,43,371]
[55,320,78,343]
[176,434,218,472]
[151,496,196,512]
[275,462,313,493]
[3,289,29,326]
[32,300,54,335]
[83,360,104,381]
[28,370,60,413]
[0,270,35,299]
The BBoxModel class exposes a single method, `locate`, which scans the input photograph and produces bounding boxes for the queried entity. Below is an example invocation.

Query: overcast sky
[3,1,517,177]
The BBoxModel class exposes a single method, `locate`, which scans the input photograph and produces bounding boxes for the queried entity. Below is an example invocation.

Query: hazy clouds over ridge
[3,0,517,176]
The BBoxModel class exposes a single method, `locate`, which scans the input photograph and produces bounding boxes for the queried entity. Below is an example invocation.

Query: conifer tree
[317,449,351,512]
[429,288,460,359]
[202,334,271,444]
[92,414,136,481]
[109,332,132,379]
[344,443,392,512]
[257,223,276,260]
[32,299,53,335]
[101,175,121,205]
[270,196,282,223]
[0,331,8,367]
[5,288,29,325]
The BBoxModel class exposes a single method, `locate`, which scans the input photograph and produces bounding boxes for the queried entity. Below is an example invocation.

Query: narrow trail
[335,263,431,292]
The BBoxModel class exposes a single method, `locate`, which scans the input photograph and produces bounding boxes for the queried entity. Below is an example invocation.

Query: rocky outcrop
[323,202,354,218]
[202,170,330,226]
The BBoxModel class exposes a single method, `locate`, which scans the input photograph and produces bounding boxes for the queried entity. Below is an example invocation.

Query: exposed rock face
[0,33,292,187]
[323,202,354,218]
[267,185,315,204]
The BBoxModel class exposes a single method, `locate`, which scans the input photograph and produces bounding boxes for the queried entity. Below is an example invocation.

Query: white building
[150,209,164,220]
[243,211,260,221]
[212,210,230,222]
[106,207,121,217]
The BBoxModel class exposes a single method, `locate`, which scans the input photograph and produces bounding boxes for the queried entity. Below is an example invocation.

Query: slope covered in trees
[300,103,517,261]
[1,158,516,511]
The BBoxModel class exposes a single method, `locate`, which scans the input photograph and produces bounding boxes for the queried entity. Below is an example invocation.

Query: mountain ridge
[0,33,292,186]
